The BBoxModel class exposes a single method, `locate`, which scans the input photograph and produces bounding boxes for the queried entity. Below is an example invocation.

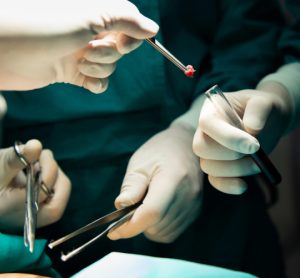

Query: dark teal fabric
[2,1,287,277]
[278,0,300,63]
[0,233,60,277]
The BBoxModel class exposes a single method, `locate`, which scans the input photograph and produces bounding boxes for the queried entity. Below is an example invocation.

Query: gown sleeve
[194,0,285,96]
[0,233,60,277]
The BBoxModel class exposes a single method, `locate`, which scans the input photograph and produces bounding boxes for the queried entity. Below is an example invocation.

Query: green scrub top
[0,233,59,277]
[279,0,300,64]
[3,0,286,277]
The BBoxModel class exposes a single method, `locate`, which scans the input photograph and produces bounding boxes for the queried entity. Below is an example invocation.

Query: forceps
[14,141,39,253]
[146,37,195,77]
[48,201,141,261]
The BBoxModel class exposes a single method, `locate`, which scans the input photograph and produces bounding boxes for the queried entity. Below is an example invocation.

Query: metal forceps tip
[48,202,141,261]
[145,37,196,77]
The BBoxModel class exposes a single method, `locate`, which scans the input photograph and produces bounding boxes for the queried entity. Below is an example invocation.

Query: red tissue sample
[184,65,195,78]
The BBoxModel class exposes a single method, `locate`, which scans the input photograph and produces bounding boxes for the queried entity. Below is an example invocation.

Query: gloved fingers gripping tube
[204,85,281,196]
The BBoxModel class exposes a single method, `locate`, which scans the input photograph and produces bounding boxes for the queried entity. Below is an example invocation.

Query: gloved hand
[0,0,159,92]
[0,140,71,231]
[108,123,203,243]
[193,83,292,194]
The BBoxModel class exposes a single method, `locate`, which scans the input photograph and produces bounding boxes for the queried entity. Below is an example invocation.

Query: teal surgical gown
[2,1,287,277]
[0,233,59,277]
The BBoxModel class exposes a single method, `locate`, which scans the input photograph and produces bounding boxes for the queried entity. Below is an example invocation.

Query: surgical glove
[0,94,6,119]
[0,0,159,92]
[193,85,292,194]
[108,123,203,243]
[0,140,71,231]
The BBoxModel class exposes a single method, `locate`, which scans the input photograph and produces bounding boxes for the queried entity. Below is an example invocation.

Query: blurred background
[269,128,300,278]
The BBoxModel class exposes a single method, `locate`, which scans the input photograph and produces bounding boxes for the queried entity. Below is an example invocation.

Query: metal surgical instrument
[14,141,39,253]
[146,37,195,77]
[48,201,141,261]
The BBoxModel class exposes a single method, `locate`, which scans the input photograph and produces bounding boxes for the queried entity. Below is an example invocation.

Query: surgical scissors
[14,141,39,253]
[48,201,141,261]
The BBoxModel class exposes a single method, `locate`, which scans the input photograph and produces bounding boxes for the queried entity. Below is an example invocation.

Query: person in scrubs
[193,1,300,194]
[0,0,158,276]
[2,0,287,277]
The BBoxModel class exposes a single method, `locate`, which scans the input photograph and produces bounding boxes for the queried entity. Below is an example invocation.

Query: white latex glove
[0,140,71,231]
[107,123,203,243]
[0,0,159,92]
[193,83,292,194]
[0,95,6,118]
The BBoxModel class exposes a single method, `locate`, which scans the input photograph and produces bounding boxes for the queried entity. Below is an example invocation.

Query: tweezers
[145,37,195,77]
[48,201,141,261]
[14,141,39,253]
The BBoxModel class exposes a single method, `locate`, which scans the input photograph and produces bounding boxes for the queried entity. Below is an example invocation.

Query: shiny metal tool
[146,37,195,77]
[14,141,39,253]
[48,201,141,261]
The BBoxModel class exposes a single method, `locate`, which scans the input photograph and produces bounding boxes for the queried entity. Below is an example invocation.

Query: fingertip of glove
[240,138,260,154]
